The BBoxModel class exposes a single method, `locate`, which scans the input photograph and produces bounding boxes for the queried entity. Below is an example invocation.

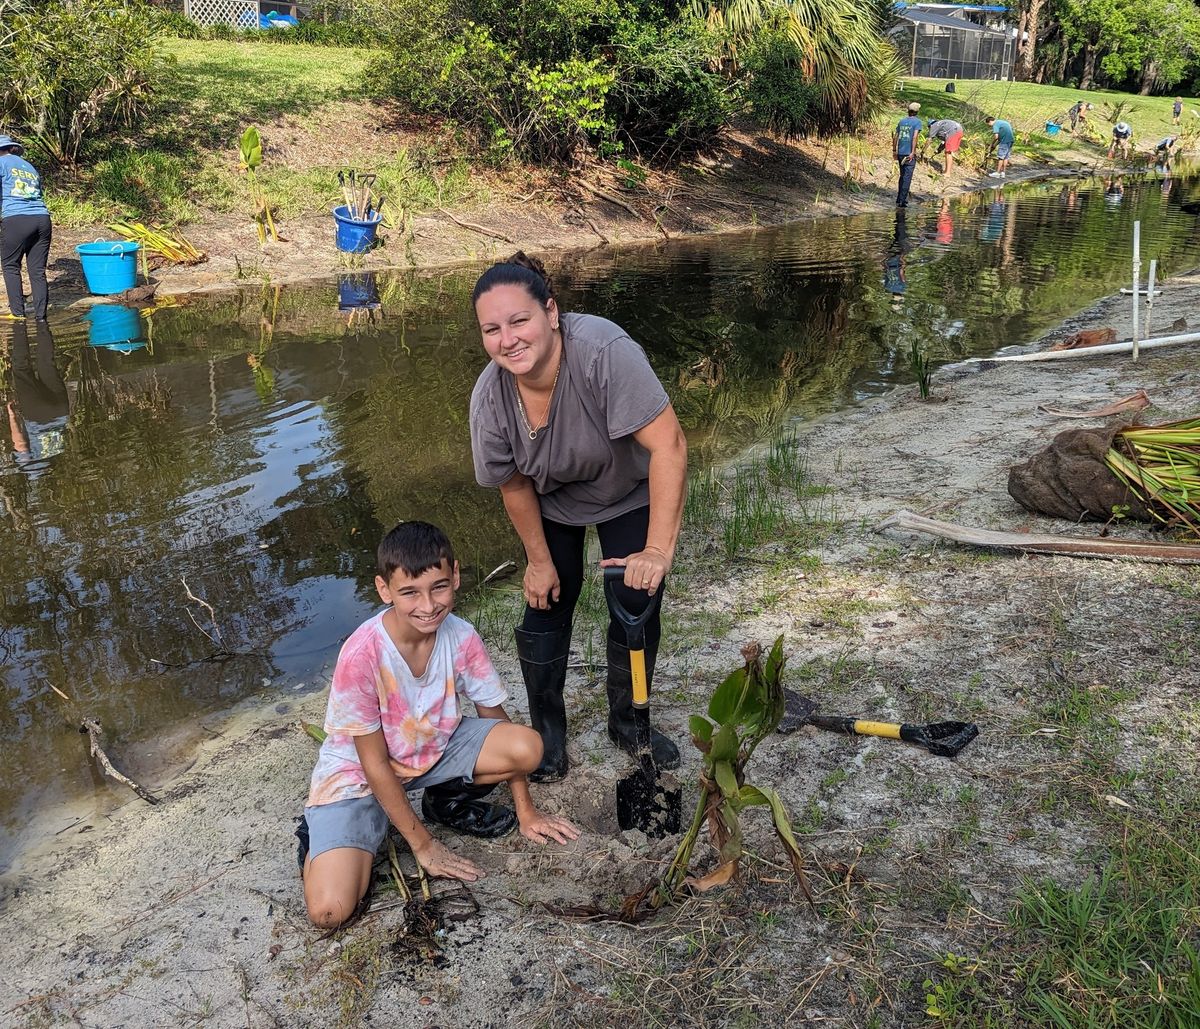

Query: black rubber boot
[514,623,572,782]
[606,635,680,769]
[421,778,517,838]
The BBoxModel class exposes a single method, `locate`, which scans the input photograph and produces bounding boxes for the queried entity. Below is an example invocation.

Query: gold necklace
[514,351,562,440]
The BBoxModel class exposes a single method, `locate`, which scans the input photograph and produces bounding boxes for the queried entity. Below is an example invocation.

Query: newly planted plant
[643,638,813,913]
[238,126,279,246]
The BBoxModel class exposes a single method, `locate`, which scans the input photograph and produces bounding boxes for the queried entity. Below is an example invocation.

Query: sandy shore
[3,274,1197,1028]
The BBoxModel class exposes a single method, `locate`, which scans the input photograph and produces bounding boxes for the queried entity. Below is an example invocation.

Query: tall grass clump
[1105,417,1200,539]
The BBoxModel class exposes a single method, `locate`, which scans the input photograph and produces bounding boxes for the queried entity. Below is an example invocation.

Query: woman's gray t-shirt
[469,312,670,526]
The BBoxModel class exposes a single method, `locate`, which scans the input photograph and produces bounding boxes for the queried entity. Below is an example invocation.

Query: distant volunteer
[985,116,1014,178]
[926,118,964,175]
[893,102,924,208]
[0,135,51,321]
[1108,122,1133,161]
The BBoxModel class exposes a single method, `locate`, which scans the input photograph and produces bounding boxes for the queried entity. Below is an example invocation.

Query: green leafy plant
[238,126,278,245]
[909,337,932,399]
[635,639,813,915]
[0,0,173,166]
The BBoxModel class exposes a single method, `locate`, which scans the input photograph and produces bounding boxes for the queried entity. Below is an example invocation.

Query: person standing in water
[0,135,52,322]
[892,103,924,209]
[468,252,688,784]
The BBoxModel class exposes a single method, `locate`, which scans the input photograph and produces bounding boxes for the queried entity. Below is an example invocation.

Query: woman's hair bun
[471,249,556,305]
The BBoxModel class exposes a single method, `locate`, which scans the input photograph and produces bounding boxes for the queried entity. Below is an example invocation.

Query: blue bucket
[338,273,382,310]
[332,206,382,254]
[86,304,143,347]
[76,241,140,295]
[1045,121,1061,136]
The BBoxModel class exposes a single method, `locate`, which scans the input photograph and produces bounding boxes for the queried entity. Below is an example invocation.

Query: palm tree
[687,0,901,133]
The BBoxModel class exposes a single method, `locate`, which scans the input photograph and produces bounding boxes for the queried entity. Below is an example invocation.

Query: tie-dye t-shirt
[307,611,507,807]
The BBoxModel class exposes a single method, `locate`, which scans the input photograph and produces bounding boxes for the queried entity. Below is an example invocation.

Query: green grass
[879,79,1200,172]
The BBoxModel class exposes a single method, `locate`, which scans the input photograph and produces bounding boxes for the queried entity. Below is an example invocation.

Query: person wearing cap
[926,117,964,175]
[985,116,1014,177]
[893,102,924,208]
[0,135,52,321]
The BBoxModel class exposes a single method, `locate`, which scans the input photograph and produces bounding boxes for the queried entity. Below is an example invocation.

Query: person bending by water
[1108,121,1133,161]
[300,521,578,928]
[469,252,688,783]
[986,116,1014,178]
[926,118,964,175]
[0,135,52,321]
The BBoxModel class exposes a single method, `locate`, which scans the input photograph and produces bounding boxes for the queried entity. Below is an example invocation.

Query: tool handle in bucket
[602,566,662,653]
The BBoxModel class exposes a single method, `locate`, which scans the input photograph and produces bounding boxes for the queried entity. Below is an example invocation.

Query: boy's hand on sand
[519,811,581,845]
[412,838,484,881]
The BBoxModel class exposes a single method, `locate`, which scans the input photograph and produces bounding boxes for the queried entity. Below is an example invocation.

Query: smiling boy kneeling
[301,521,579,929]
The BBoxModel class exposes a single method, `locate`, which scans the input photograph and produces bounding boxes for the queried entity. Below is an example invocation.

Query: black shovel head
[616,761,682,838]
[903,721,980,757]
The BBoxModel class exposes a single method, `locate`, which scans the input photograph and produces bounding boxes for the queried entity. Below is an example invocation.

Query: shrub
[742,30,822,138]
[606,17,733,159]
[0,0,174,166]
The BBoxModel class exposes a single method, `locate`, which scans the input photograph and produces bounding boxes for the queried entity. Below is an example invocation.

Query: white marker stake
[1131,221,1141,364]
[1146,259,1157,341]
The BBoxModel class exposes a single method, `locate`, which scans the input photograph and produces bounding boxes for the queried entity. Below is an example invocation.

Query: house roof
[892,8,1012,35]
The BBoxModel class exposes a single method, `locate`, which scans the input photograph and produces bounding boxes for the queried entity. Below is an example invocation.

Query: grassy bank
[44,37,1200,233]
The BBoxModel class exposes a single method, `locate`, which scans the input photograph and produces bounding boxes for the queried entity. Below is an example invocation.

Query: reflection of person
[893,102,924,208]
[6,319,67,474]
[883,210,912,310]
[986,116,1014,178]
[934,197,955,244]
[1104,174,1125,207]
[469,253,687,783]
[926,118,964,175]
[1108,121,1133,160]
[0,135,52,321]
[979,192,1006,243]
[300,521,579,928]
[1173,97,1183,126]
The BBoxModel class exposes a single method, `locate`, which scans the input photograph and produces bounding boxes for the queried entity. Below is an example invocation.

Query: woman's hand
[519,810,581,845]
[524,559,561,610]
[600,547,671,595]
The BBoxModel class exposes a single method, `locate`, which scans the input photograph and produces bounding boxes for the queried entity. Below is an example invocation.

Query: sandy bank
[2,275,1196,1028]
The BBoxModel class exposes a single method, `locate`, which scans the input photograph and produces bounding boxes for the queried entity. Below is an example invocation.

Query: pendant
[528,429,538,440]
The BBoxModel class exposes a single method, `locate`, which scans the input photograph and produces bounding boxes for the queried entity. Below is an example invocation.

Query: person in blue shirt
[893,102,924,208]
[985,117,1015,178]
[0,135,52,321]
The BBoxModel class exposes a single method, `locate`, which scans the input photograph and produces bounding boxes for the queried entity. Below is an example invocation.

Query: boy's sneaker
[988,171,1003,178]
[1001,172,1007,178]
[295,814,310,870]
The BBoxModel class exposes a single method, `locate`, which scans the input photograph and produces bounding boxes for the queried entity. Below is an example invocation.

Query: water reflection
[2,174,1200,866]
[5,321,68,478]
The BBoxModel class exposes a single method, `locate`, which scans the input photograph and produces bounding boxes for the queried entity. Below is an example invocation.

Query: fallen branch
[435,208,515,244]
[578,180,639,218]
[80,718,160,805]
[875,510,1200,565]
[1037,389,1150,419]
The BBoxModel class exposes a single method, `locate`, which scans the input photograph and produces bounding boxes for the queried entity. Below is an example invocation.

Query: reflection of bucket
[1045,121,1061,136]
[332,206,382,254]
[76,241,140,295]
[338,273,382,311]
[86,304,143,347]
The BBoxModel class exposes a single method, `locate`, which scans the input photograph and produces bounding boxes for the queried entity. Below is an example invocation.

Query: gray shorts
[996,142,1012,160]
[304,716,502,861]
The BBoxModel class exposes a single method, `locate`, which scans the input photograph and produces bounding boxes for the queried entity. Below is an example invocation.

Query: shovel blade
[905,721,980,757]
[616,766,682,838]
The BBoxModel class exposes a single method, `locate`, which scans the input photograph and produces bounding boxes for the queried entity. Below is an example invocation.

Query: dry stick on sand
[578,179,640,218]
[80,718,159,805]
[435,208,516,244]
[1037,389,1151,419]
[876,510,1200,565]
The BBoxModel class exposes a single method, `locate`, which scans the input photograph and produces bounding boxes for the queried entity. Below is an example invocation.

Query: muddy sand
[3,276,1197,1028]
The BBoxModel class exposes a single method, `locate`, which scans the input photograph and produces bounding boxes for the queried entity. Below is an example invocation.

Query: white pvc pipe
[966,330,1200,363]
[1132,221,1140,363]
[1146,259,1157,339]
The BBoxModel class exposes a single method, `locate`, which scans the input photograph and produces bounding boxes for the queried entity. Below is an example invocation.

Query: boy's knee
[306,891,359,930]
[512,725,543,773]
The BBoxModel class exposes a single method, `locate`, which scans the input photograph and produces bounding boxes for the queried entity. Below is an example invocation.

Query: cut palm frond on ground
[1106,417,1200,539]
[107,220,207,265]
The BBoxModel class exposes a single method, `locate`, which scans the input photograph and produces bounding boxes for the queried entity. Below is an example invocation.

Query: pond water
[2,173,1199,867]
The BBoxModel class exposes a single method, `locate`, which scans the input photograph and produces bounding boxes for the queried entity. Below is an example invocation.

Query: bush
[606,17,732,159]
[742,31,821,138]
[0,0,174,166]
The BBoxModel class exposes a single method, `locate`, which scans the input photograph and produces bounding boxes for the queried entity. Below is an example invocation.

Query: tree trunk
[1018,0,1043,81]
[1057,44,1069,83]
[1080,45,1096,89]
[1139,61,1159,95]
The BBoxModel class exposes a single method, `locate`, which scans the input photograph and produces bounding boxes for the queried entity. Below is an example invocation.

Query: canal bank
[3,273,1196,1027]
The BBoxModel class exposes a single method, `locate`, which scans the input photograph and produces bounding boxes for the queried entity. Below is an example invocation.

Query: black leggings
[1,214,52,320]
[522,506,661,652]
